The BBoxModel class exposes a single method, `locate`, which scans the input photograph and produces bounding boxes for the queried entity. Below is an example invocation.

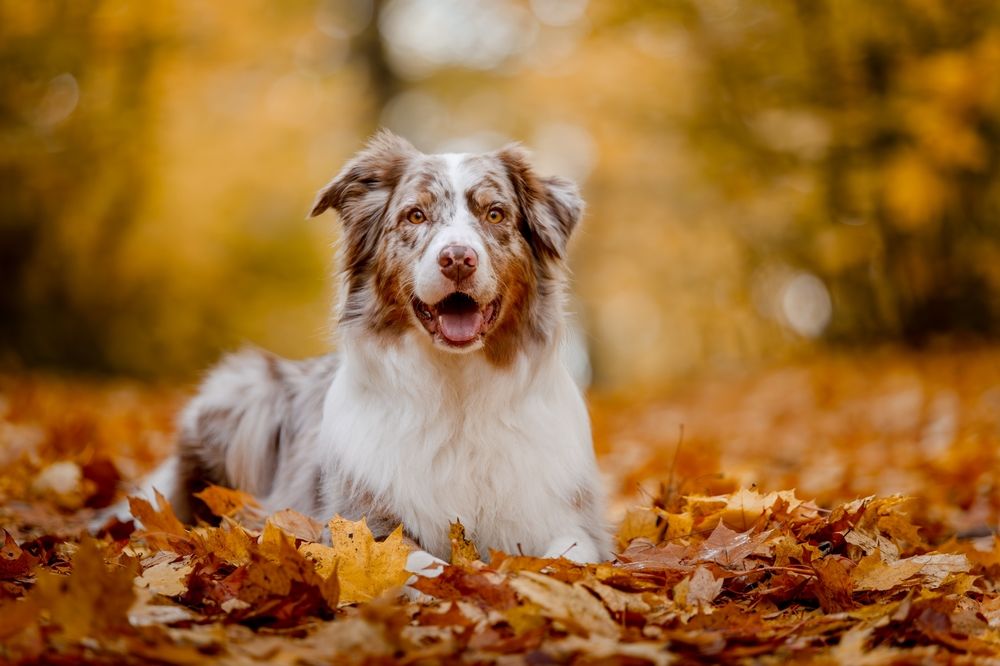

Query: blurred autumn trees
[2,0,1000,385]
[1,1,341,376]
[0,1,160,372]
[644,0,1000,343]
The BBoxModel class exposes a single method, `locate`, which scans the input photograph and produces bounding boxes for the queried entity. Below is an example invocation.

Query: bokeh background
[3,0,1000,390]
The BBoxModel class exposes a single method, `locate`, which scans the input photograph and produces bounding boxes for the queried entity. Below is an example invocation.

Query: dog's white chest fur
[319,332,600,560]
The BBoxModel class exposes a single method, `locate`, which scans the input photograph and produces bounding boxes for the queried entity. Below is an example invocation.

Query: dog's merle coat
[155,131,609,562]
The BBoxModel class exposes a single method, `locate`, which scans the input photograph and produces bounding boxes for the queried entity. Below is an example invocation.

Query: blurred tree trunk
[354,0,399,126]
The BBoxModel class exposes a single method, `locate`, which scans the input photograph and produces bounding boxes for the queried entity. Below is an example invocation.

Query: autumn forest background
[3,1,1000,663]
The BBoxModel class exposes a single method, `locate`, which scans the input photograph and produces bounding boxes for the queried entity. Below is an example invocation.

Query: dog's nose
[438,245,478,282]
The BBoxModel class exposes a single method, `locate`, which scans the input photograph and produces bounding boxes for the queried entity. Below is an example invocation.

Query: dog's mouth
[412,293,501,348]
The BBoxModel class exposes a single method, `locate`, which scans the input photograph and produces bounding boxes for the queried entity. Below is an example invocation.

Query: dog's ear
[309,129,416,219]
[496,144,584,261]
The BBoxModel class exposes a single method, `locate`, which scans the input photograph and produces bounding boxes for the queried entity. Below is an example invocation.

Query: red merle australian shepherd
[125,130,609,568]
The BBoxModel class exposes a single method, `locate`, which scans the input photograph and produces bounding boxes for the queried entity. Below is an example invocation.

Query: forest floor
[1,347,999,664]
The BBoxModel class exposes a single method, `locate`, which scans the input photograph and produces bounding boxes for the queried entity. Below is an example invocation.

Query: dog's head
[310,130,583,365]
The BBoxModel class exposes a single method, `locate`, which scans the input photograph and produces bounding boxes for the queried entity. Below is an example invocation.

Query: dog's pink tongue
[438,310,483,343]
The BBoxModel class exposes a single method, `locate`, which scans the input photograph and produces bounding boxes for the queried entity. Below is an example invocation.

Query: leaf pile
[1,486,997,663]
[1,351,999,663]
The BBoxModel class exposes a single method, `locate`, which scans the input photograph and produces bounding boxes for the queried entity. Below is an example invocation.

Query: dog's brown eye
[407,209,426,224]
[487,207,505,224]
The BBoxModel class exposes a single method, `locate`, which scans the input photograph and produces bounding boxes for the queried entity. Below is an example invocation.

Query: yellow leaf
[617,507,663,550]
[129,490,192,553]
[194,485,261,519]
[299,542,338,579]
[193,519,253,566]
[30,537,137,642]
[328,516,411,606]
[449,520,480,565]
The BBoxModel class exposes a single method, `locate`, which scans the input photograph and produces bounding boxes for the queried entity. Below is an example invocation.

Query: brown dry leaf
[449,520,480,565]
[412,562,519,609]
[129,490,191,553]
[812,555,856,612]
[618,539,691,572]
[29,536,137,642]
[696,522,771,568]
[581,577,654,616]
[510,570,619,638]
[229,522,340,618]
[674,566,722,611]
[128,587,201,627]
[543,635,674,666]
[329,516,411,606]
[854,553,970,591]
[267,508,323,543]
[845,526,901,562]
[982,596,1000,629]
[0,529,35,579]
[194,484,261,519]
[137,558,193,597]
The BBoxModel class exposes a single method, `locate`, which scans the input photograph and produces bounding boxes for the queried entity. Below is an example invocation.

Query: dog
[135,130,609,564]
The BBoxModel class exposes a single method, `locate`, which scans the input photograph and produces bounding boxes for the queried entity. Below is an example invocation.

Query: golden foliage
[4,0,1000,388]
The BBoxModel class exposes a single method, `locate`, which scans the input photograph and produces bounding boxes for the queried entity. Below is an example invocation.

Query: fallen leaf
[853,553,970,591]
[299,542,338,579]
[0,529,35,579]
[674,566,722,611]
[267,508,323,543]
[617,507,664,549]
[696,523,771,568]
[194,485,261,519]
[449,520,480,565]
[137,558,193,597]
[129,490,192,553]
[581,576,654,616]
[719,489,802,531]
[411,562,519,609]
[510,570,619,638]
[812,555,856,612]
[544,634,674,666]
[29,536,137,641]
[329,516,410,606]
[193,519,253,566]
[845,526,901,562]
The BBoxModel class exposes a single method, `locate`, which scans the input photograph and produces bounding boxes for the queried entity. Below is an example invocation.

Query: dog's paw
[402,549,446,602]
